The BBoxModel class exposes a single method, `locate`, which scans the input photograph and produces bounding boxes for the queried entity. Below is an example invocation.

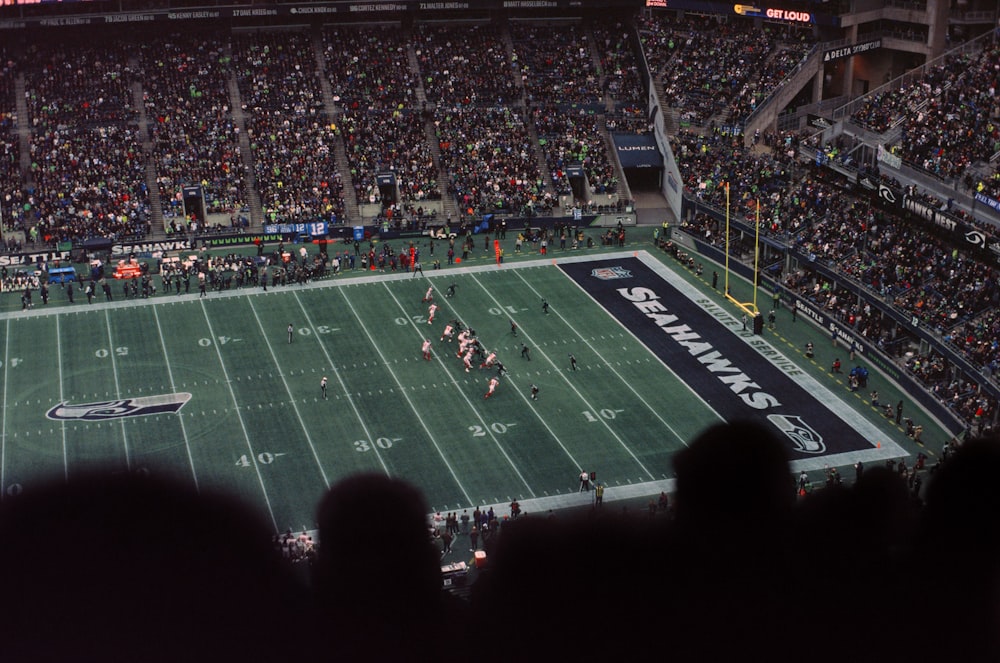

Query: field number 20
[469,422,516,436]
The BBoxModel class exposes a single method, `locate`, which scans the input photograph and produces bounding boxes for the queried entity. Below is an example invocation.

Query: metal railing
[832,29,996,122]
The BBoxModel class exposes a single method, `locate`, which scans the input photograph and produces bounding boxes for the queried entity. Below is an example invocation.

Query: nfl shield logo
[591,266,633,280]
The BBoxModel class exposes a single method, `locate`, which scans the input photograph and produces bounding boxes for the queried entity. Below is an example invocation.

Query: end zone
[558,251,907,471]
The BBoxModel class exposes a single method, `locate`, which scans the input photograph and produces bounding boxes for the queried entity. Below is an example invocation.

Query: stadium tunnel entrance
[612,133,664,192]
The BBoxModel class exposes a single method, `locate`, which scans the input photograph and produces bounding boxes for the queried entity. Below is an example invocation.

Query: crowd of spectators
[729,42,813,122]
[246,111,345,225]
[592,21,645,107]
[322,25,416,110]
[639,15,808,127]
[0,43,24,240]
[532,105,618,196]
[233,30,323,116]
[904,349,992,429]
[672,127,796,224]
[415,23,516,107]
[235,30,345,226]
[605,104,652,134]
[436,105,554,217]
[673,120,1000,427]
[340,108,441,209]
[897,45,1000,181]
[510,21,603,106]
[23,41,136,128]
[848,41,1000,195]
[29,125,151,245]
[21,40,151,246]
[141,33,247,224]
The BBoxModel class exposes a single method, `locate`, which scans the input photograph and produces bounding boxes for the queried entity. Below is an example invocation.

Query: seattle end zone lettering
[617,286,780,410]
[0,250,71,267]
[558,256,879,459]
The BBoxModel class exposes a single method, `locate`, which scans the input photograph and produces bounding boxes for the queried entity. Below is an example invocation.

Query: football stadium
[0,0,998,659]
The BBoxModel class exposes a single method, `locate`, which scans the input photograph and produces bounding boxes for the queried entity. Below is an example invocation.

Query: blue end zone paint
[560,255,900,464]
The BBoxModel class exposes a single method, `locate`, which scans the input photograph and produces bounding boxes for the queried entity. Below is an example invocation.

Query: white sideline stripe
[104,310,131,471]
[0,319,9,495]
[57,316,68,482]
[152,305,199,491]
[429,478,678,522]
[247,298,331,489]
[0,250,637,323]
[199,299,279,532]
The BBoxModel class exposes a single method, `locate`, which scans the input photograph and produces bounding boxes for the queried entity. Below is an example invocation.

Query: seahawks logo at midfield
[767,414,826,454]
[46,393,192,421]
[591,266,633,280]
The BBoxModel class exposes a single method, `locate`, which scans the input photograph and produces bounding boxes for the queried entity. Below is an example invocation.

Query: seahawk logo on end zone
[767,414,826,454]
[46,393,192,421]
[591,266,633,280]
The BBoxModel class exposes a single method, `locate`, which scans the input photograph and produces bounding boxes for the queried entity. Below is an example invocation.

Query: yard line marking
[199,299,279,532]
[472,273,657,480]
[152,305,199,492]
[56,316,67,482]
[0,319,8,496]
[448,300,585,470]
[512,266,704,448]
[247,298,330,489]
[104,310,132,471]
[321,289,475,504]
[293,292,392,476]
[380,283,536,498]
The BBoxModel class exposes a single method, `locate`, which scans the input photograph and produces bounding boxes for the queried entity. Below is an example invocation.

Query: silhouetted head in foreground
[0,472,310,663]
[314,473,444,658]
[914,437,1000,663]
[673,419,793,529]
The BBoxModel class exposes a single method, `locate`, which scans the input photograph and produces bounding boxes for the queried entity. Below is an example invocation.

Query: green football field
[0,246,922,533]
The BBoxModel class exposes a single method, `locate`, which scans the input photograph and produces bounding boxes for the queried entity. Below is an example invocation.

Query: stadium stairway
[649,70,678,135]
[131,63,165,236]
[312,26,359,225]
[226,55,265,230]
[423,118,460,224]
[405,37,427,107]
[603,124,634,206]
[14,72,30,186]
[500,19,528,105]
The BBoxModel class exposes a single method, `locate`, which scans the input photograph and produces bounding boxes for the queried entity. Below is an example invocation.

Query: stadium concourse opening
[613,133,663,191]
